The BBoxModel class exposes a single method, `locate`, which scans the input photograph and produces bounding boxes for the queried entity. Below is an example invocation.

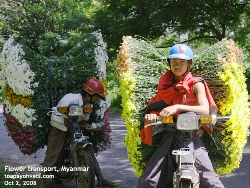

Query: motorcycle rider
[40,78,117,187]
[138,44,225,188]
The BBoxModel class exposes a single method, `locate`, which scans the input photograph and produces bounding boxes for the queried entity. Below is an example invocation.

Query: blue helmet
[168,44,194,60]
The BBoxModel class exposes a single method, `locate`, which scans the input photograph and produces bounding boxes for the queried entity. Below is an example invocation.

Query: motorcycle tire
[75,148,95,188]
[180,179,192,188]
[53,179,62,184]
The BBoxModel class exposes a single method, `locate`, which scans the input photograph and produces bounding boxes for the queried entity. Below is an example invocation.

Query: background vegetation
[0,0,250,113]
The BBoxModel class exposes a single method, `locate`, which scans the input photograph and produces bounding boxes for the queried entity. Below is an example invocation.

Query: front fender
[73,140,93,152]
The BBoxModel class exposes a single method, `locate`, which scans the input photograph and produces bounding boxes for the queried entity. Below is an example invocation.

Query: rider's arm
[91,121,107,131]
[64,118,71,129]
[79,119,92,131]
[160,82,209,117]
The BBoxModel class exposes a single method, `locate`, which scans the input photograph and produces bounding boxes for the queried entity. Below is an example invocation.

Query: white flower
[92,31,108,79]
[0,37,39,96]
[95,99,111,119]
[4,99,37,127]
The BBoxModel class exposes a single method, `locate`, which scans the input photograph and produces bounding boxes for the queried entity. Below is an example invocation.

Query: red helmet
[83,79,106,101]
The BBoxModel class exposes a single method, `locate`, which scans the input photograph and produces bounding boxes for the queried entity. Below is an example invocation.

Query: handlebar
[42,107,53,111]
[216,116,230,121]
[145,114,231,128]
[145,122,162,128]
[42,105,85,117]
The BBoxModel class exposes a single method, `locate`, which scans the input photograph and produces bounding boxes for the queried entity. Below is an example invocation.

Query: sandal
[96,180,118,187]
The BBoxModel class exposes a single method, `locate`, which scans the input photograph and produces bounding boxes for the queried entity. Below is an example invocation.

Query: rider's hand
[145,114,158,123]
[198,128,204,137]
[79,120,92,132]
[90,123,99,131]
[91,122,107,131]
[159,105,179,118]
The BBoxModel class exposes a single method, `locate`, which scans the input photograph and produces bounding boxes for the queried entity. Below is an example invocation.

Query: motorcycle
[43,104,98,188]
[145,107,230,188]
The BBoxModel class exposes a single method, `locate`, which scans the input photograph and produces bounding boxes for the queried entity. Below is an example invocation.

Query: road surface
[0,111,249,187]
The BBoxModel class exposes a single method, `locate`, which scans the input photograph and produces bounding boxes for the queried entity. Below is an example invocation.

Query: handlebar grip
[145,121,162,127]
[217,116,230,121]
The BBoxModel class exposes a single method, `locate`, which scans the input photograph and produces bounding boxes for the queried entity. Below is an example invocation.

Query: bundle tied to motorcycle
[116,36,250,177]
[0,32,112,155]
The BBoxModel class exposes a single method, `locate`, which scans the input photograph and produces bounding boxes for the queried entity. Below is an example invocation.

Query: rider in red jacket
[138,44,224,188]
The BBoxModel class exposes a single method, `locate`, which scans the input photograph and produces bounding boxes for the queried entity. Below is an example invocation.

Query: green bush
[107,76,122,114]
[245,67,250,95]
[0,82,3,104]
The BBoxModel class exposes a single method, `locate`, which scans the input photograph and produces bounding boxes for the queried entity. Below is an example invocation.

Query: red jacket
[140,70,216,145]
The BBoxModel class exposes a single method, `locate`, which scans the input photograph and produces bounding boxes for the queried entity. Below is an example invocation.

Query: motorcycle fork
[69,118,93,177]
[175,131,193,164]
[173,131,200,187]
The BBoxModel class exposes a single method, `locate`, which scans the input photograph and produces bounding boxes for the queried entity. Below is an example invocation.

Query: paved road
[0,113,137,188]
[0,112,249,188]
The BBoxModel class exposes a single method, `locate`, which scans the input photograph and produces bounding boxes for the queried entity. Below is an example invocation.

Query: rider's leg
[40,126,69,188]
[137,131,180,188]
[93,155,118,187]
[193,132,225,188]
[93,155,104,183]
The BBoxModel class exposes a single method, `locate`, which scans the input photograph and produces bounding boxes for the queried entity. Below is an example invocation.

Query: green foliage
[0,82,3,104]
[116,36,169,175]
[95,0,250,56]
[1,32,108,154]
[1,0,250,109]
[106,76,122,114]
[109,89,122,114]
[0,0,97,57]
[105,57,122,113]
[245,67,250,94]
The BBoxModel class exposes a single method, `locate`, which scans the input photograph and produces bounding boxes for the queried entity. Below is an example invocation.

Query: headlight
[69,105,83,116]
[176,113,199,130]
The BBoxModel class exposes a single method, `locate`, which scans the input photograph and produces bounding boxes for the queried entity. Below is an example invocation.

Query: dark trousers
[137,130,225,188]
[42,126,69,170]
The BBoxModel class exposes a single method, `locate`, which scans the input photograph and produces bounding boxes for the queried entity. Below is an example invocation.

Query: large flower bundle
[191,39,250,175]
[0,32,112,155]
[116,36,250,177]
[116,36,168,177]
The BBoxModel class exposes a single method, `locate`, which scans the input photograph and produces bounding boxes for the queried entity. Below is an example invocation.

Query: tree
[0,0,99,56]
[94,0,250,55]
[2,0,249,59]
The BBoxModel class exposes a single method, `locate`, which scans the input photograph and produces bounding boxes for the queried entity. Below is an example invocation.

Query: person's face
[83,94,100,104]
[91,95,100,104]
[170,58,190,76]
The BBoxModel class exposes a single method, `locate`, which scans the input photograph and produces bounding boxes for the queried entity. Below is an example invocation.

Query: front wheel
[180,179,192,188]
[75,148,95,188]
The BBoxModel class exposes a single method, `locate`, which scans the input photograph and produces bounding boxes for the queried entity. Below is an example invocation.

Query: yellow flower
[4,83,33,108]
